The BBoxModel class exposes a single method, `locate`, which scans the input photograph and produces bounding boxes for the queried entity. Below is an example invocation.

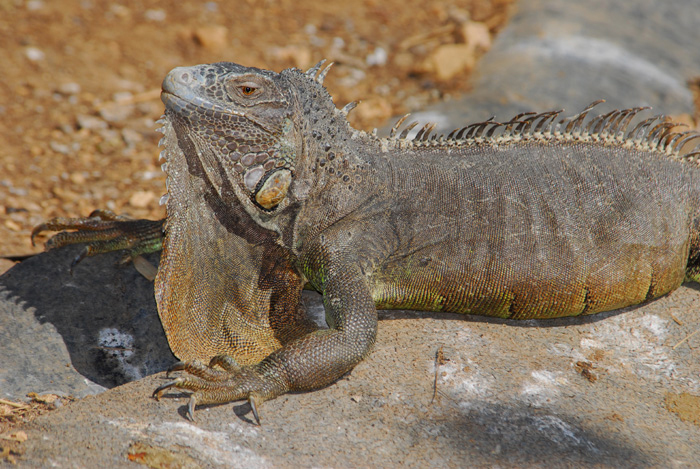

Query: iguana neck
[265,72,388,254]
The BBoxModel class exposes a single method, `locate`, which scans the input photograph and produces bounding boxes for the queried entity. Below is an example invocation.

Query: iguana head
[161,62,306,214]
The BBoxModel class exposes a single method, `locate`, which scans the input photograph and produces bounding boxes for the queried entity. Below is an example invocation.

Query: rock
[423,44,476,81]
[128,190,155,208]
[268,45,313,70]
[24,47,45,62]
[366,47,388,66]
[99,102,135,124]
[69,172,87,185]
[57,82,82,95]
[4,219,21,232]
[49,141,71,155]
[398,0,700,136]
[144,9,166,22]
[459,21,492,53]
[192,25,228,50]
[14,287,700,466]
[76,114,108,131]
[0,245,173,398]
[352,97,393,125]
[419,0,700,130]
[26,0,44,11]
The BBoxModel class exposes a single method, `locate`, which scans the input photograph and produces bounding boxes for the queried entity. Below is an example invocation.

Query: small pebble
[76,114,108,131]
[58,82,81,95]
[129,190,155,208]
[25,47,45,62]
[50,141,71,155]
[144,9,166,22]
[26,0,44,11]
[366,47,388,66]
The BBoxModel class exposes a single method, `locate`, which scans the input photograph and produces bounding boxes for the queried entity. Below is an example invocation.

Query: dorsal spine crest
[296,61,700,164]
[378,100,700,164]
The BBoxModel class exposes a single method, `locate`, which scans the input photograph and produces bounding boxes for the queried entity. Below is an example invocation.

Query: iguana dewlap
[36,61,700,422]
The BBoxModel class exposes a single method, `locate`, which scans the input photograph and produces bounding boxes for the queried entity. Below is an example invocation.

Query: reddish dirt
[0,0,515,265]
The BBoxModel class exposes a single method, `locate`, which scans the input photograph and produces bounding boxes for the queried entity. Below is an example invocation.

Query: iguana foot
[153,356,282,425]
[32,209,164,275]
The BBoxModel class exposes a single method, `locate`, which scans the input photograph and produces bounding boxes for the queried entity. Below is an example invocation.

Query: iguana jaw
[155,114,302,364]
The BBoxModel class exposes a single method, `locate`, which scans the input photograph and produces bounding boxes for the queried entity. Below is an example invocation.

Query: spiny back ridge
[388,100,700,161]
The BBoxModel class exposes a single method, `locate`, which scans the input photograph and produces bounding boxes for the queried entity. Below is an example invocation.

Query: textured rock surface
[14,292,700,466]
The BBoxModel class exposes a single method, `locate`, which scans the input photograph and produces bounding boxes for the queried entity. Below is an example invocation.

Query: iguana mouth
[161,90,244,118]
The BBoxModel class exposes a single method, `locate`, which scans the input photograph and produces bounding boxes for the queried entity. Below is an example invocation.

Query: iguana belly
[371,240,689,319]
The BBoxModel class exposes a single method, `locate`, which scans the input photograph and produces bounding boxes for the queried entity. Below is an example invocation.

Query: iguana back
[359,136,700,319]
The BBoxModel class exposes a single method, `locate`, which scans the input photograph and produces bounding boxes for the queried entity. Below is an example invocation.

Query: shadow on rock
[0,245,175,393]
[427,401,651,467]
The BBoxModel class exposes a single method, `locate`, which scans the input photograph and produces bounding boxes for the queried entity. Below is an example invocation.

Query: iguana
[34,60,700,424]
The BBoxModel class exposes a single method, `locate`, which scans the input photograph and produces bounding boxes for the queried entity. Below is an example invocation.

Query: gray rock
[57,82,81,95]
[99,102,135,124]
[15,291,700,466]
[405,0,700,131]
[76,114,108,131]
[0,246,174,400]
[0,288,105,399]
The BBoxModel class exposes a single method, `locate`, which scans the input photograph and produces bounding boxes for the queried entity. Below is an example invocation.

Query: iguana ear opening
[254,169,292,210]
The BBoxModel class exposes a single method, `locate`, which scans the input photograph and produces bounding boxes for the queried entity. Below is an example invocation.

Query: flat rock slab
[14,292,700,466]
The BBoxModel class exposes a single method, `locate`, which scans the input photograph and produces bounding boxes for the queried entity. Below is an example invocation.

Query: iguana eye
[237,82,261,96]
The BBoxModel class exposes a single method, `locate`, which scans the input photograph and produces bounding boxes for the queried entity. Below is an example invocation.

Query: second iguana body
[37,60,700,422]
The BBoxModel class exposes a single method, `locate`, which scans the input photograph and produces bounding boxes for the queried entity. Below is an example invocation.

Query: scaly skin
[36,61,700,423]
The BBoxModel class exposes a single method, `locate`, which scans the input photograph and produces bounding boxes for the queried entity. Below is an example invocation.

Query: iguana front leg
[32,210,164,275]
[153,252,378,423]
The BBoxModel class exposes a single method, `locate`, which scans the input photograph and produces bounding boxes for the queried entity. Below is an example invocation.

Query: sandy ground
[0,0,513,262]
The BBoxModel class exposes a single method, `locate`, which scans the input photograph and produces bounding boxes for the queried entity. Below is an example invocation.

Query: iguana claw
[165,361,186,378]
[188,396,197,422]
[248,396,261,425]
[152,379,199,422]
[153,378,259,425]
[152,379,182,401]
[152,357,280,424]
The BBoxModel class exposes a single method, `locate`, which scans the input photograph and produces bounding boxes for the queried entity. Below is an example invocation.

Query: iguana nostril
[162,67,199,93]
[171,69,192,86]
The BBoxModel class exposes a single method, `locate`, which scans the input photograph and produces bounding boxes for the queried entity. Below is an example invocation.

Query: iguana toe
[33,211,163,253]
[152,378,184,401]
[31,212,164,275]
[165,358,239,381]
[152,364,280,423]
[165,361,186,377]
[207,354,243,373]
